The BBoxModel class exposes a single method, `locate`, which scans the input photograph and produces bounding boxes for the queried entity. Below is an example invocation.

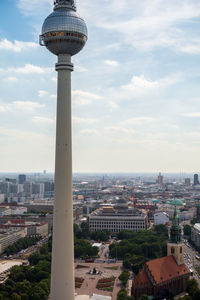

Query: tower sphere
[40,0,88,56]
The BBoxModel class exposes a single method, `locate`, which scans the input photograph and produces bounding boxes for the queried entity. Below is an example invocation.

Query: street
[184,240,200,286]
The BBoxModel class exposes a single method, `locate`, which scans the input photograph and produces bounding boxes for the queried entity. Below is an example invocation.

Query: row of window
[43,31,87,41]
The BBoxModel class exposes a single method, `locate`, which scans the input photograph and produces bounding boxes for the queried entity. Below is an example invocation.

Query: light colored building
[154,211,169,226]
[1,220,48,238]
[89,206,148,233]
[0,228,27,254]
[0,207,12,216]
[191,223,200,248]
[11,207,27,215]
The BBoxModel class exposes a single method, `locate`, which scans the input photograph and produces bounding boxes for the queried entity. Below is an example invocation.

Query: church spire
[169,205,182,244]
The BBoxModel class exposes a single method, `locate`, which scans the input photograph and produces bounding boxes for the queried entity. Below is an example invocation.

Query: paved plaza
[75,262,123,300]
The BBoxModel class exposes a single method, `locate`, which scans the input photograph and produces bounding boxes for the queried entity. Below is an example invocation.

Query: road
[184,240,200,286]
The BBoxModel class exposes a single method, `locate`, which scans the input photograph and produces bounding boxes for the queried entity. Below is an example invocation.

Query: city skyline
[1,0,200,173]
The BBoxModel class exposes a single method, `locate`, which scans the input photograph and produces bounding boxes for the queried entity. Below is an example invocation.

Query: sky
[1,0,200,173]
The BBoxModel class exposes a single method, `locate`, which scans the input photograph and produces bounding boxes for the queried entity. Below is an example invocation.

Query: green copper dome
[171,199,184,206]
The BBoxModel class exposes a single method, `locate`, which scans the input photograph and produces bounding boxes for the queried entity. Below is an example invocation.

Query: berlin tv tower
[40,1,87,299]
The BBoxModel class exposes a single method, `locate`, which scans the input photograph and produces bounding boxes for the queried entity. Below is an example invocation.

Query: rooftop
[146,255,189,284]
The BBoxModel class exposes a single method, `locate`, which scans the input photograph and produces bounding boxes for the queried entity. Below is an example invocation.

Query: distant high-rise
[18,174,26,184]
[157,172,164,186]
[184,178,190,186]
[194,174,199,185]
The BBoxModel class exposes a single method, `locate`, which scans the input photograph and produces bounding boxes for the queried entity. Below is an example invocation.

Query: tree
[184,224,192,236]
[118,270,130,286]
[154,224,168,237]
[80,222,90,239]
[139,295,149,300]
[186,279,199,297]
[11,293,21,300]
[117,289,128,300]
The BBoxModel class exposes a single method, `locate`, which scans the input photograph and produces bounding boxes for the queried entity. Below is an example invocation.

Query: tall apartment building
[18,174,26,185]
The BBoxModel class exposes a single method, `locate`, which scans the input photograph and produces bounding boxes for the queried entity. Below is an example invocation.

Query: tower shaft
[51,54,74,300]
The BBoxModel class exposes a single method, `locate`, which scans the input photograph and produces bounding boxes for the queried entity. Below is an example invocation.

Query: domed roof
[170,199,184,206]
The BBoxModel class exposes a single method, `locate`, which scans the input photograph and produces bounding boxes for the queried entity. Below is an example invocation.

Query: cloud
[0,39,38,52]
[10,64,52,75]
[121,74,182,98]
[38,90,56,99]
[182,112,200,117]
[104,126,135,135]
[104,60,120,67]
[12,101,45,111]
[80,129,99,135]
[97,0,200,52]
[3,77,18,82]
[107,101,119,110]
[0,105,7,112]
[120,117,153,126]
[72,90,101,107]
[32,116,55,124]
[72,116,98,124]
[17,0,52,16]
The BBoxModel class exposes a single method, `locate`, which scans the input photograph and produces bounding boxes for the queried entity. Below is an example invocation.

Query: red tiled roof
[146,255,190,284]
[134,269,152,287]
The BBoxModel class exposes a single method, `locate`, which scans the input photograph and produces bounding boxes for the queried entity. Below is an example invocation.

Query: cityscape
[0,172,198,299]
[1,0,200,300]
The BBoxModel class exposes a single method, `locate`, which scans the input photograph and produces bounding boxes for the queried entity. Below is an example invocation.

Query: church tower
[167,205,184,265]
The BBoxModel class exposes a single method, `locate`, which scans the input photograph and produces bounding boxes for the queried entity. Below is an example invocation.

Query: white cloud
[73,116,98,124]
[10,64,52,75]
[0,105,7,112]
[0,39,38,52]
[12,101,45,111]
[3,77,18,82]
[107,101,119,109]
[182,112,200,117]
[38,90,56,99]
[98,0,200,52]
[121,74,182,98]
[104,126,135,135]
[120,117,153,126]
[72,90,101,107]
[104,60,120,67]
[80,129,99,135]
[17,0,52,16]
[39,90,49,97]
[32,116,55,124]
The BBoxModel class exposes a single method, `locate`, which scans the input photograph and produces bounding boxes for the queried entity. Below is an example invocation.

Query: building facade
[191,223,200,249]
[89,206,148,233]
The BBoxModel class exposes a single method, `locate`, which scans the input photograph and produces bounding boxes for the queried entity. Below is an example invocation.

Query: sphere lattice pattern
[40,6,87,56]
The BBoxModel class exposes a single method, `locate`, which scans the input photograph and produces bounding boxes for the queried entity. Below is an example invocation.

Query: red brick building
[132,255,190,299]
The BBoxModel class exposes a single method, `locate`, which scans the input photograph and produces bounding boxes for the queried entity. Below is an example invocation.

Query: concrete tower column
[51,53,75,300]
